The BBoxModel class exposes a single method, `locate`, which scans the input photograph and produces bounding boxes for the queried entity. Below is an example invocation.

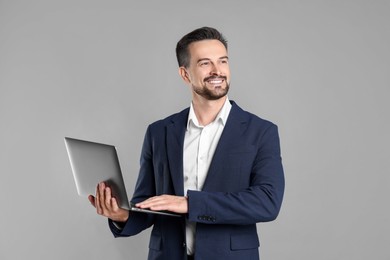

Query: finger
[98,182,107,212]
[111,197,119,211]
[139,195,166,204]
[105,186,112,210]
[138,196,169,209]
[96,184,102,214]
[136,196,160,208]
[138,195,187,213]
[88,195,96,208]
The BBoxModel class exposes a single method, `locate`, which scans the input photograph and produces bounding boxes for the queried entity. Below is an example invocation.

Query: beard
[192,77,230,100]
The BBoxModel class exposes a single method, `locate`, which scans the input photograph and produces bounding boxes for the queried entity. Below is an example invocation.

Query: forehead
[188,40,228,61]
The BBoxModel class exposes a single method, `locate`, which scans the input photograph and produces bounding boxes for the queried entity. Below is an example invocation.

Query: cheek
[194,73,207,83]
[223,67,231,76]
[188,67,209,83]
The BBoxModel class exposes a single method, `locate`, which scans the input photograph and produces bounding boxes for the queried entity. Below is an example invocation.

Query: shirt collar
[187,97,232,130]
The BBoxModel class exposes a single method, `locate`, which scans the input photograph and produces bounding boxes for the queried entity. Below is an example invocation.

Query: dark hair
[176,27,228,68]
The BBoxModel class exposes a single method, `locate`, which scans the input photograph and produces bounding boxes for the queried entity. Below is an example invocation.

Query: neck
[192,95,227,126]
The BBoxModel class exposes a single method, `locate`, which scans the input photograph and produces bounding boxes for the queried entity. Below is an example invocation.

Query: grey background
[1,1,389,259]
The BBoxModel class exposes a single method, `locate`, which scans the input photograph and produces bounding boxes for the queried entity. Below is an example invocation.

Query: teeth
[209,80,223,84]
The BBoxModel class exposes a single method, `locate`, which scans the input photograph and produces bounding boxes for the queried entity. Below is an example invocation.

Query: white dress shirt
[183,97,232,255]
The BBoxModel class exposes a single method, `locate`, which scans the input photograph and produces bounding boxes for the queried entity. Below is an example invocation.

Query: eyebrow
[197,56,229,63]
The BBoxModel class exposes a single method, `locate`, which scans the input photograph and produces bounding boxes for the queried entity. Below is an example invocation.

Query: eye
[200,61,210,66]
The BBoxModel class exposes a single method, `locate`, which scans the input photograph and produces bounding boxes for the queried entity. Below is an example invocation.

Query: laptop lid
[64,137,180,217]
[65,137,130,210]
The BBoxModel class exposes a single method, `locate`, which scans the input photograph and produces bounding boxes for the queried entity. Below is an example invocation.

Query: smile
[205,76,226,85]
[208,79,224,84]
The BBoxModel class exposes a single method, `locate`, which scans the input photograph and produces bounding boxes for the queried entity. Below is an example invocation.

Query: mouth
[204,76,227,85]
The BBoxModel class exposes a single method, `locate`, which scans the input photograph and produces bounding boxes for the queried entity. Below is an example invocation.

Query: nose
[210,63,222,76]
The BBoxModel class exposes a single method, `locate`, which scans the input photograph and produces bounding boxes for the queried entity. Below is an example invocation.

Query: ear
[178,67,191,84]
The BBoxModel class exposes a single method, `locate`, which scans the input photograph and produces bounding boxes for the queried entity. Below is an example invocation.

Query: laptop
[64,137,180,217]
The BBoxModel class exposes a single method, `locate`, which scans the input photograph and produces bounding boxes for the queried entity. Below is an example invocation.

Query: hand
[88,182,129,223]
[136,195,188,214]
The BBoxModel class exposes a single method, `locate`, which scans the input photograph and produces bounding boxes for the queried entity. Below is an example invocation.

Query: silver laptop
[64,137,180,217]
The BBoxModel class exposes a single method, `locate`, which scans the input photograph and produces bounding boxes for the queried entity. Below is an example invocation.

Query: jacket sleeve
[187,124,285,225]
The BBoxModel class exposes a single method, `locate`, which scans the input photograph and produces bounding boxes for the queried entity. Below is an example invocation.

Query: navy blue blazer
[109,101,284,260]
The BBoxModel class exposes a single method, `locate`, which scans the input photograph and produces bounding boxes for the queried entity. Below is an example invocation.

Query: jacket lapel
[166,109,189,196]
[202,102,248,191]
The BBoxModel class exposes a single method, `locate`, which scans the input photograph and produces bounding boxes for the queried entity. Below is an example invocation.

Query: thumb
[88,195,96,208]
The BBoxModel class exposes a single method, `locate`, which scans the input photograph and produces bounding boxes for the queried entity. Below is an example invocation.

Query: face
[180,39,231,101]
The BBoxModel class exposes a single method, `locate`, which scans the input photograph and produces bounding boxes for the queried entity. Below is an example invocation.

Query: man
[89,27,284,260]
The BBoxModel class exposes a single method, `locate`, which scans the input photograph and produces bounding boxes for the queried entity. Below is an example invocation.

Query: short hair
[176,27,228,68]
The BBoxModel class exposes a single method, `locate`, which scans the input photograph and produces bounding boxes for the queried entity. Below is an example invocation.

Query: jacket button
[183,242,186,248]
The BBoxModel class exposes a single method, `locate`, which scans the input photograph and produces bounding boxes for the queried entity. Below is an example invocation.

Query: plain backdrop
[1,1,389,259]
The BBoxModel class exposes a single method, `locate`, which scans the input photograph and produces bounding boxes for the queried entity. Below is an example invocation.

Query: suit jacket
[109,101,285,260]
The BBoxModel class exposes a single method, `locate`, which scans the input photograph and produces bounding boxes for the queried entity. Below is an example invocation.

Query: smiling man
[89,27,285,260]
